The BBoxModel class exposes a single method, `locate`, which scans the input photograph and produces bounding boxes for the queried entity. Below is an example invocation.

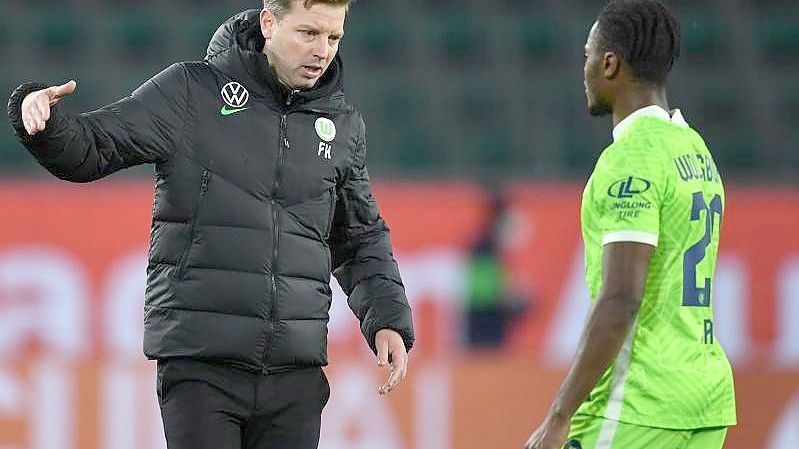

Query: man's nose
[313,36,330,60]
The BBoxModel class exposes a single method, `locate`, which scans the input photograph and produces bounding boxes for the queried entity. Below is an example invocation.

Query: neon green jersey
[576,106,737,429]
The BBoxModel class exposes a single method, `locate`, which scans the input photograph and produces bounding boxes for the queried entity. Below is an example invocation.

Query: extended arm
[6,63,188,182]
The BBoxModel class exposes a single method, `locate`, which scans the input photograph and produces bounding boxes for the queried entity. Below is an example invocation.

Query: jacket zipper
[264,199,278,372]
[262,91,297,371]
[175,169,209,279]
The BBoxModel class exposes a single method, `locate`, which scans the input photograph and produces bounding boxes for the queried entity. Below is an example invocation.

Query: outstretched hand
[21,80,77,135]
[375,328,408,395]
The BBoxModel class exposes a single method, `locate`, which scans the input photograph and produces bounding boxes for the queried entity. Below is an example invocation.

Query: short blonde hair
[263,0,354,20]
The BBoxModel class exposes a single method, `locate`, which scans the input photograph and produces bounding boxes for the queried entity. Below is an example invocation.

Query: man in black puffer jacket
[7,1,414,448]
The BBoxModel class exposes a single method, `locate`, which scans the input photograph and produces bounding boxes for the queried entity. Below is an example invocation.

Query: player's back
[578,107,737,429]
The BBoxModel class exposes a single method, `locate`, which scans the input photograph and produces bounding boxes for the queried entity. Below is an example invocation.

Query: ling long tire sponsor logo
[608,176,652,199]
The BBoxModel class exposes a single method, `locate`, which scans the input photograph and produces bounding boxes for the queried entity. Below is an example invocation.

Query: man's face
[584,22,612,116]
[261,1,346,90]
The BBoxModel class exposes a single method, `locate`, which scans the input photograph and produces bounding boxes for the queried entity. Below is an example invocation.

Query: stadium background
[0,0,797,448]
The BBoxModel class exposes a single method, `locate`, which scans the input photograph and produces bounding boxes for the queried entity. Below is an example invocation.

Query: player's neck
[612,85,669,127]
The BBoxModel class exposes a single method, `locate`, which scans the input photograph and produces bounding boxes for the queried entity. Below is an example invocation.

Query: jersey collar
[612,105,689,141]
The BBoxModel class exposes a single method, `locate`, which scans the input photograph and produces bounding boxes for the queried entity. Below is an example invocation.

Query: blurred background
[0,0,797,448]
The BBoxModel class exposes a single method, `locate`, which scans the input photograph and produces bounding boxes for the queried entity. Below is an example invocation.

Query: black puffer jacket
[7,9,414,372]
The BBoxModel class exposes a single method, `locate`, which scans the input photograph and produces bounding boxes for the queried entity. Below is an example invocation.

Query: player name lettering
[674,153,721,184]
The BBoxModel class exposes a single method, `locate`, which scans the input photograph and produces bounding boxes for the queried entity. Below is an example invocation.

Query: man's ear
[261,9,276,40]
[603,51,621,80]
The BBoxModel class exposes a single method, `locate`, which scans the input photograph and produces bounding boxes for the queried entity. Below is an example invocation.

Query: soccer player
[524,1,736,448]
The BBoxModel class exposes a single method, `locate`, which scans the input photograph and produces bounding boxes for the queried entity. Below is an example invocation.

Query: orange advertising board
[0,180,796,448]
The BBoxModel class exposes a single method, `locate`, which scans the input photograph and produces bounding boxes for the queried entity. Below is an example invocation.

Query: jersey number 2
[682,192,723,307]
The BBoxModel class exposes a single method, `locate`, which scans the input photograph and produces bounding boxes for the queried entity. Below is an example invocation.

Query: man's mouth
[301,65,323,78]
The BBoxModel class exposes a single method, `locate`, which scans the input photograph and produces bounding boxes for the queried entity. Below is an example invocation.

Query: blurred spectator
[463,188,528,348]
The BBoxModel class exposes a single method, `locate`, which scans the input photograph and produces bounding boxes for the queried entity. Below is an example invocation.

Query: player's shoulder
[593,131,674,190]
[604,119,682,164]
[598,133,662,168]
[621,117,683,148]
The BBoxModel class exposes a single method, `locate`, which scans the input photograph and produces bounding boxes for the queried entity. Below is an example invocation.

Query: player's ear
[603,51,621,80]
[261,8,276,40]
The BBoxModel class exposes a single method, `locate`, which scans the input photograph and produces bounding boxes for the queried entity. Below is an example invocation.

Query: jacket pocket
[174,169,210,279]
[324,187,336,240]
[156,359,169,406]
[319,368,331,409]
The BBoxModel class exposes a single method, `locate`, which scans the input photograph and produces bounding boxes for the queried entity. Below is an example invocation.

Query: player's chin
[587,99,610,117]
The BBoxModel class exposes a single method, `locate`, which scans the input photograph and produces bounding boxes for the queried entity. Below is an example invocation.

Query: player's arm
[525,241,653,449]
[549,241,653,419]
[6,63,188,182]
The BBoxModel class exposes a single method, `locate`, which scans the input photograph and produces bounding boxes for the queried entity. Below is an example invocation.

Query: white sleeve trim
[602,230,658,247]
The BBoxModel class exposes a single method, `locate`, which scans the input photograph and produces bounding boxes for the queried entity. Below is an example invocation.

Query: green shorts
[564,414,728,449]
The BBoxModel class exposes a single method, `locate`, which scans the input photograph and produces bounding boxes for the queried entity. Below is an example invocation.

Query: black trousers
[157,358,330,449]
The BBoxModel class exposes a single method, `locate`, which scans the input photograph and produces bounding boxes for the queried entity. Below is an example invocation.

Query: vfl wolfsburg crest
[315,117,336,142]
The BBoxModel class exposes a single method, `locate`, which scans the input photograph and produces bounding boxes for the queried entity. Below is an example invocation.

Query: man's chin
[293,77,319,91]
[588,102,611,117]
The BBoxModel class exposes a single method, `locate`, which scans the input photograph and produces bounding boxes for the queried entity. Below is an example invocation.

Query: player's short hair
[596,0,681,85]
[263,0,355,20]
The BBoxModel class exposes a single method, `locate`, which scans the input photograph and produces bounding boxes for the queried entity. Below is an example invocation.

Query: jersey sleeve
[591,141,670,247]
